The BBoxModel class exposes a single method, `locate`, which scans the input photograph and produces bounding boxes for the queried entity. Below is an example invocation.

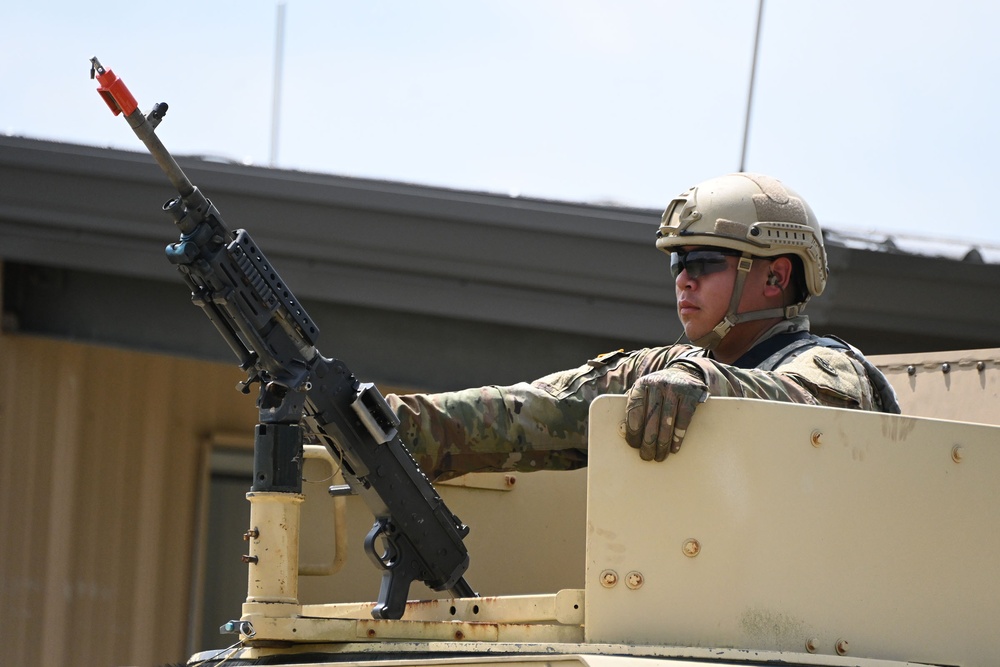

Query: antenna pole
[270,2,287,167]
[739,0,765,172]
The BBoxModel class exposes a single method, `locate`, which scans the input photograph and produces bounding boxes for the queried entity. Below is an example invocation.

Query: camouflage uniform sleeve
[671,345,878,410]
[386,346,689,480]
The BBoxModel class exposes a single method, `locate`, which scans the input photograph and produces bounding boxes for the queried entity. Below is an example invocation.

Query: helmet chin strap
[691,254,807,350]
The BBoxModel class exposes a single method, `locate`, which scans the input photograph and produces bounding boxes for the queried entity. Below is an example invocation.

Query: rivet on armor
[682,538,701,558]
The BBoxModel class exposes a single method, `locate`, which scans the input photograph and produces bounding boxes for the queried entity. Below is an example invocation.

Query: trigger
[364,520,398,569]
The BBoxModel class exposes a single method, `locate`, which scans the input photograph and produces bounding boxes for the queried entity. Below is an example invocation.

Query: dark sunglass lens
[670,250,732,279]
[670,253,684,278]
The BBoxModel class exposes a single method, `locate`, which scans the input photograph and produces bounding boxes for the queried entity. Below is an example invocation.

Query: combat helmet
[656,172,828,349]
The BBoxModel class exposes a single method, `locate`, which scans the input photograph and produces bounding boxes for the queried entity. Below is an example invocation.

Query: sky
[5,1,1000,249]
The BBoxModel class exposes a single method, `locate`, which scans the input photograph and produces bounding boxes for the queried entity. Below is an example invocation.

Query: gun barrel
[128,111,198,201]
[91,57,201,204]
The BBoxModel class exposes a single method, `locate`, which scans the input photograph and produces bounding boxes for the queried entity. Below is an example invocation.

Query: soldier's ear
[764,256,793,296]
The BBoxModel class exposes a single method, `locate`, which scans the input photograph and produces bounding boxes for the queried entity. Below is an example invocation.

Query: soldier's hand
[624,366,709,461]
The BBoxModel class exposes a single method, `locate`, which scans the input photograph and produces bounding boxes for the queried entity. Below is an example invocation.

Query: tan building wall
[0,332,256,666]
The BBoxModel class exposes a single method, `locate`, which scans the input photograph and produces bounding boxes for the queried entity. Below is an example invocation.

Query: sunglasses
[669,248,742,279]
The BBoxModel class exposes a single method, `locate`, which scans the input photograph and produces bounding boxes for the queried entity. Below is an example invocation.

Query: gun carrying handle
[298,445,348,577]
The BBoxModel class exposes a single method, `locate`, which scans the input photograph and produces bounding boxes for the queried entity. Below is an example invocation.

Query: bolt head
[682,538,701,558]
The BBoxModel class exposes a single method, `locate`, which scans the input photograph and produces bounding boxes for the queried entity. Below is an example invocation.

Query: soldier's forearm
[387,384,589,480]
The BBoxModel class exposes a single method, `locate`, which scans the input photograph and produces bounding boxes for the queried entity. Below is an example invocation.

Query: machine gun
[89,57,475,620]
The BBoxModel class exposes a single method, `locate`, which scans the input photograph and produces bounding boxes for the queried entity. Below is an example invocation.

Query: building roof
[2,134,999,389]
[825,228,1000,265]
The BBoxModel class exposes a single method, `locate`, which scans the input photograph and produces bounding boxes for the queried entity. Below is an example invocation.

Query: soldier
[387,173,899,480]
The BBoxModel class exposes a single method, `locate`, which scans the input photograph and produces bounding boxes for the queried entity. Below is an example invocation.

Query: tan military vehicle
[188,346,999,667]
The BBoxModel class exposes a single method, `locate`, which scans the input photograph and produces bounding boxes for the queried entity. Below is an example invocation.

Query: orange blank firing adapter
[90,57,138,116]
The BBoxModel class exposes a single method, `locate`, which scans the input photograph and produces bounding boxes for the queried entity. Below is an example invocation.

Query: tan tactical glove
[624,364,709,461]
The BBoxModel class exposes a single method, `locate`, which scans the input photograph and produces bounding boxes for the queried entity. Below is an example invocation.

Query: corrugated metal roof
[824,228,1000,264]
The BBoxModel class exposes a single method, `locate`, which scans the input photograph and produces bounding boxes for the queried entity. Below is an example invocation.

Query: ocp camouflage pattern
[387,316,883,481]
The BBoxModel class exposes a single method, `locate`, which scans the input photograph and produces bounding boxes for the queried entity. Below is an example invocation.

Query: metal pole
[270,2,287,167]
[739,0,765,173]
